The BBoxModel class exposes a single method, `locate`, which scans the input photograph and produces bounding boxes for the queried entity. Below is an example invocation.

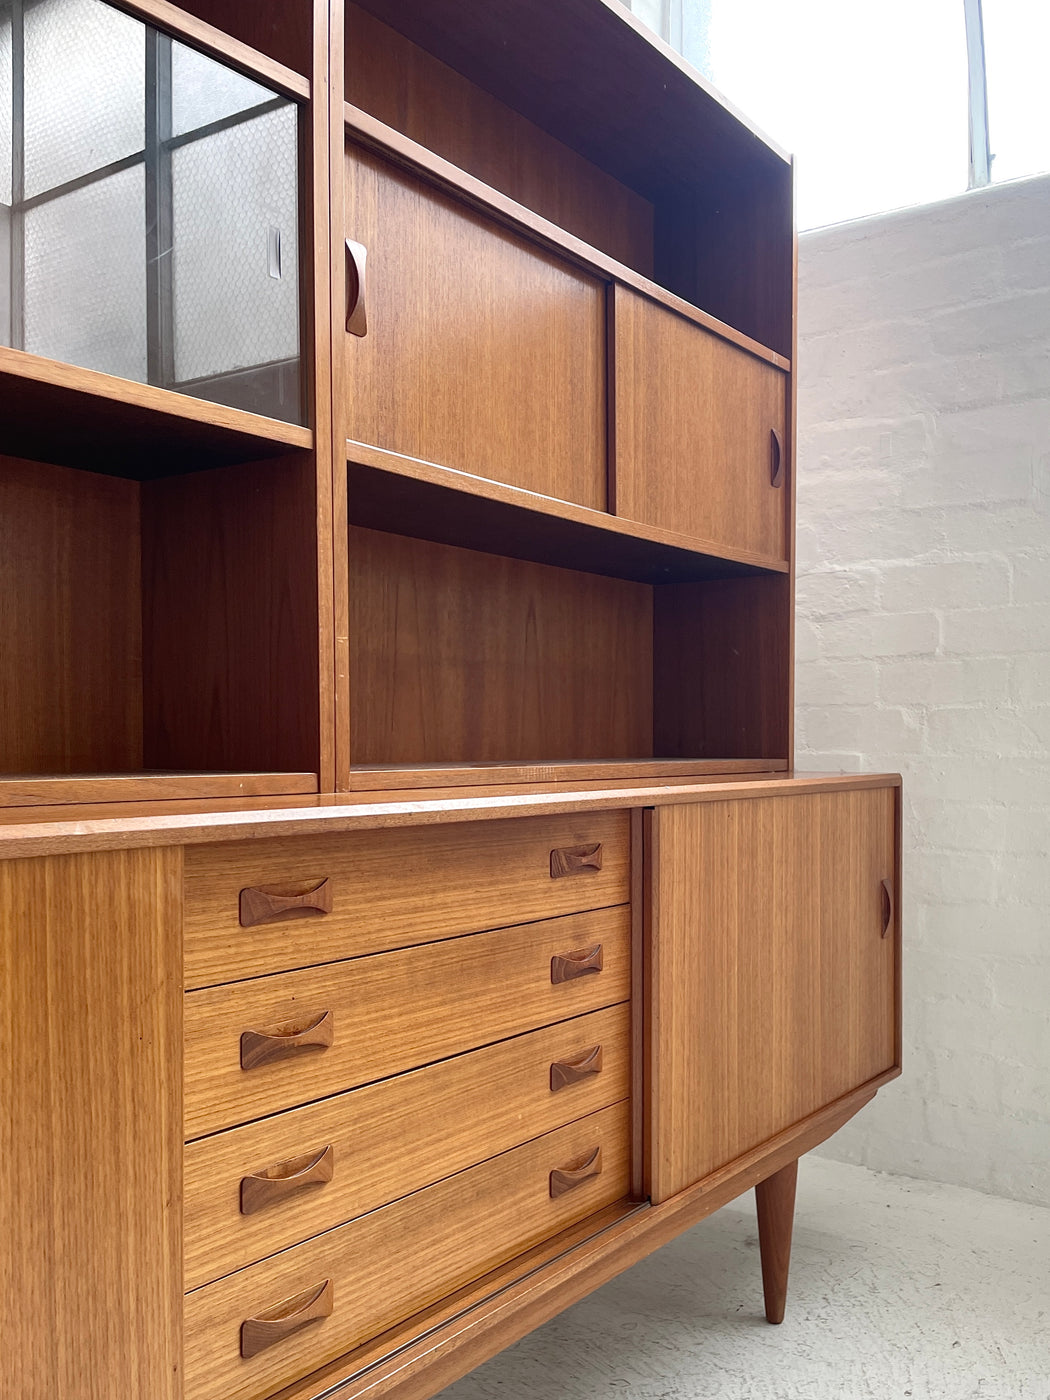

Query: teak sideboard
[0,3,901,1399]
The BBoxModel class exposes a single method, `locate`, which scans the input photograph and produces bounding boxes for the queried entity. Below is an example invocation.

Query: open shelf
[344,0,793,357]
[345,524,791,789]
[0,350,312,479]
[347,443,789,584]
[0,450,320,807]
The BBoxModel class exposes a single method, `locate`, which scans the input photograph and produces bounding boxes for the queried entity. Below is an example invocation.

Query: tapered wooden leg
[754,1157,798,1324]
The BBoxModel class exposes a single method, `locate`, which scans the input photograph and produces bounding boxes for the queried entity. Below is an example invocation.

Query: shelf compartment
[346,525,790,787]
[0,348,311,478]
[344,0,793,357]
[347,444,789,584]
[0,450,320,807]
[0,772,317,809]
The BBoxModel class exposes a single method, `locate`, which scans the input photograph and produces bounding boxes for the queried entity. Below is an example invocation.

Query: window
[625,0,1050,230]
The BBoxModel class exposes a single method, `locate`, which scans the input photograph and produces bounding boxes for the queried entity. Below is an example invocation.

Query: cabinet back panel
[141,454,319,776]
[0,456,142,774]
[654,574,791,763]
[348,527,653,765]
[179,0,312,78]
[345,5,654,277]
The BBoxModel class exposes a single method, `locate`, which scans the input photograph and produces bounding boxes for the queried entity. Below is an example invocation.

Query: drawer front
[184,1102,630,1400]
[183,810,629,988]
[184,1004,630,1290]
[185,906,631,1138]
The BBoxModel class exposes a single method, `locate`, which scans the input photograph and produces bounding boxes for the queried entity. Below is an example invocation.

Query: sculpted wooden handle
[241,1011,334,1070]
[240,1279,333,1358]
[550,1044,603,1092]
[239,878,332,928]
[550,842,603,878]
[240,1145,335,1216]
[551,944,603,984]
[345,238,368,336]
[770,427,784,487]
[550,1146,602,1199]
[881,877,895,937]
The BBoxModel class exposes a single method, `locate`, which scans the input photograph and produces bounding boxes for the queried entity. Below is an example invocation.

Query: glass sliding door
[0,0,303,424]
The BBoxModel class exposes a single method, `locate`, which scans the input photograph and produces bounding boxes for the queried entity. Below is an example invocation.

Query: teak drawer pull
[240,1279,333,1358]
[881,877,895,937]
[550,1044,603,1092]
[770,427,784,487]
[240,1145,335,1216]
[239,878,333,928]
[345,238,368,336]
[550,842,603,878]
[241,1011,334,1071]
[550,1146,602,1199]
[551,944,603,984]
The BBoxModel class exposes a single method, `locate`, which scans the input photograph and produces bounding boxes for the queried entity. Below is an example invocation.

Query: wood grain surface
[0,346,310,479]
[344,5,654,275]
[142,453,320,781]
[345,444,791,583]
[0,456,143,777]
[0,848,182,1399]
[184,1103,631,1400]
[653,573,792,762]
[264,1082,885,1400]
[343,144,606,508]
[347,527,652,767]
[184,1004,630,1289]
[185,905,631,1137]
[184,808,629,986]
[0,772,902,860]
[647,787,898,1200]
[612,285,789,562]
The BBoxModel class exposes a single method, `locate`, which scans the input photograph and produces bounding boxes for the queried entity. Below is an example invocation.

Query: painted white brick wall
[796,173,1050,1207]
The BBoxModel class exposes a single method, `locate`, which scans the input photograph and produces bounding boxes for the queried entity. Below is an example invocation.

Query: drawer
[185,1004,631,1290]
[183,1101,630,1400]
[183,810,629,988]
[185,905,631,1138]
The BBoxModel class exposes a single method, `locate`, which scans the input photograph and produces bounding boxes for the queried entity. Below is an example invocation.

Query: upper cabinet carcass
[340,0,795,553]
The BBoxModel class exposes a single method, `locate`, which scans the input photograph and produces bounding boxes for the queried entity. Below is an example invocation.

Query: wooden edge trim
[0,346,314,449]
[274,1077,895,1400]
[346,760,790,793]
[629,808,646,1200]
[0,772,318,808]
[344,439,793,577]
[894,783,904,1071]
[0,774,905,861]
[111,0,311,97]
[341,103,790,374]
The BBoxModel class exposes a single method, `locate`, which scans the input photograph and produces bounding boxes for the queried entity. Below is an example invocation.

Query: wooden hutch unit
[0,2,901,1398]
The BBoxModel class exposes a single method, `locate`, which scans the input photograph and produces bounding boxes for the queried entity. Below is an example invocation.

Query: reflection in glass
[24,166,147,381]
[1,0,302,423]
[171,39,273,137]
[173,105,299,392]
[24,0,144,198]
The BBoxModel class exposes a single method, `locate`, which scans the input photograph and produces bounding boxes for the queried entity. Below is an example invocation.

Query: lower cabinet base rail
[273,1077,891,1400]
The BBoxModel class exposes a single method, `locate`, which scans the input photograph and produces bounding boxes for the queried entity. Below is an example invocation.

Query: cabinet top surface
[0,773,901,861]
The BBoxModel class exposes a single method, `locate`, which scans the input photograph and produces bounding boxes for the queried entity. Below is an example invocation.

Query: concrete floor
[437,1157,1050,1400]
